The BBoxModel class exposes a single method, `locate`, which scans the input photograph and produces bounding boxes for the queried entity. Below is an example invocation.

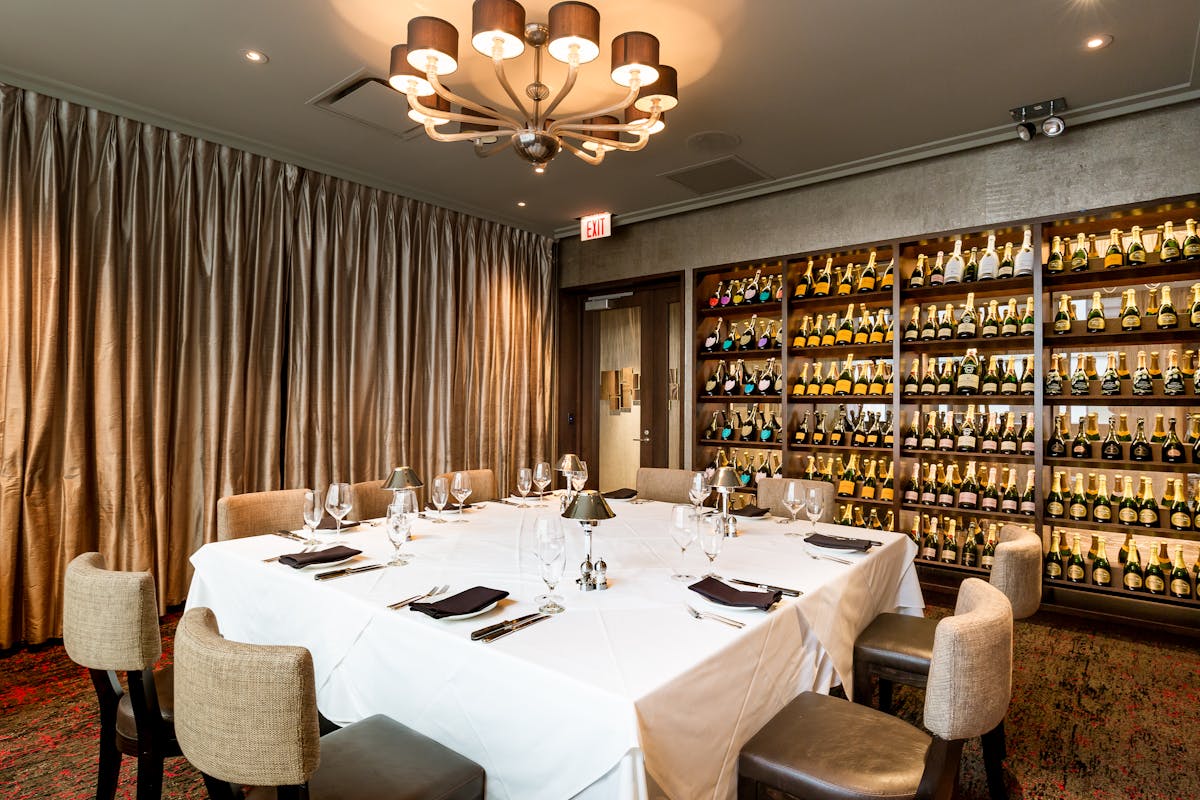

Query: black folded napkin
[603,488,638,500]
[278,545,362,569]
[409,586,509,619]
[317,514,360,531]
[688,576,780,610]
[732,504,769,518]
[425,502,474,511]
[804,533,873,552]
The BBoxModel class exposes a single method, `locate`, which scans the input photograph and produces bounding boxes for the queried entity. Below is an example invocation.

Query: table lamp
[709,466,742,537]
[562,490,615,591]
[383,466,424,504]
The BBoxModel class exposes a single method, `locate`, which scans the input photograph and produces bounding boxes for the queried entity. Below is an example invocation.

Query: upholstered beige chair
[63,552,181,800]
[349,479,394,521]
[433,469,498,503]
[215,488,308,540]
[993,524,1044,619]
[755,477,835,521]
[633,468,695,504]
[739,579,1013,800]
[173,607,484,800]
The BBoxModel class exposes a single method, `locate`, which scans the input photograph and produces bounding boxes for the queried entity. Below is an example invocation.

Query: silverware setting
[274,530,307,542]
[388,584,450,609]
[470,612,541,640]
[684,604,745,629]
[314,563,387,581]
[478,614,550,642]
[729,578,802,597]
[497,499,522,507]
[805,550,854,566]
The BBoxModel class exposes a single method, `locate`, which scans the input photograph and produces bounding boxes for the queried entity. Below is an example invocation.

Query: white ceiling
[2,0,1198,237]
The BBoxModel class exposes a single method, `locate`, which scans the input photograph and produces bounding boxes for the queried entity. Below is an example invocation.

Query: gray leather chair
[755,477,835,520]
[173,607,485,800]
[739,579,1013,800]
[215,489,308,540]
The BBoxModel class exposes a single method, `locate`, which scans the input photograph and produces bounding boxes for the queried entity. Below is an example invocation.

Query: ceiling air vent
[307,70,425,140]
[660,156,770,195]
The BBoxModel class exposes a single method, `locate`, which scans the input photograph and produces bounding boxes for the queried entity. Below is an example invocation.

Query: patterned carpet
[1,606,1197,800]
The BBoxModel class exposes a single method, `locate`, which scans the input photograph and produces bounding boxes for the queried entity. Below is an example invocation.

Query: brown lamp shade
[471,0,525,59]
[709,466,742,490]
[408,92,452,126]
[562,490,616,522]
[610,31,659,88]
[548,1,601,64]
[634,63,678,112]
[406,16,459,76]
[389,44,434,96]
[383,466,424,490]
[581,115,619,151]
[623,105,665,134]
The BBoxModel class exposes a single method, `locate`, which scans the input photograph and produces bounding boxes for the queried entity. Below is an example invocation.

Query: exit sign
[580,212,612,241]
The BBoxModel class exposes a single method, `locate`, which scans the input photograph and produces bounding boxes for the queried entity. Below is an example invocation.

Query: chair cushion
[308,714,484,800]
[116,665,174,741]
[854,612,936,677]
[739,692,931,800]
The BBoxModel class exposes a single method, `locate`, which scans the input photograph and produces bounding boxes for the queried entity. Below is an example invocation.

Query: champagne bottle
[936,359,955,396]
[1053,294,1073,334]
[1164,349,1186,396]
[794,259,814,298]
[1088,536,1112,587]
[920,304,938,340]
[1044,531,1064,579]
[936,303,956,340]
[811,410,828,445]
[739,408,757,441]
[921,516,939,560]
[1126,225,1146,265]
[1046,235,1065,273]
[981,466,1000,511]
[980,299,1000,338]
[1044,353,1063,396]
[761,410,780,443]
[1014,230,1035,277]
[1093,474,1112,523]
[1086,291,1106,332]
[940,518,959,564]
[761,271,777,303]
[704,361,725,395]
[879,460,894,502]
[813,257,833,296]
[1103,229,1125,269]
[703,317,725,352]
[944,241,965,284]
[835,303,855,345]
[1162,418,1185,463]
[1068,473,1088,521]
[1019,468,1037,516]
[731,279,746,306]
[1020,297,1036,336]
[881,410,894,447]
[998,411,1018,455]
[1020,412,1037,455]
[1001,298,1019,337]
[1169,544,1193,598]
[1045,471,1066,519]
[957,348,981,395]
[1130,417,1153,461]
[757,320,776,350]
[1070,416,1092,459]
[901,462,921,503]
[880,257,895,290]
[1184,218,1200,260]
[1069,232,1090,271]
[1070,355,1091,396]
[993,241,1012,280]
[821,313,837,347]
[702,410,720,440]
[934,463,954,507]
[929,251,945,286]
[937,411,955,452]
[860,458,878,500]
[836,263,855,296]
[979,524,997,569]
[908,253,927,289]
[958,462,979,509]
[919,411,937,451]
[1160,221,1181,262]
[902,360,920,396]
[1168,478,1191,531]
[1001,357,1020,395]
[995,469,1018,513]
[1144,540,1167,595]
[963,247,979,283]
[737,314,758,350]
[793,410,811,444]
[744,269,761,305]
[978,235,999,280]
[837,454,859,498]
[803,314,822,348]
[1131,351,1152,396]
[1150,413,1167,444]
[833,355,854,396]
[1066,533,1086,583]
[1138,477,1159,528]
[975,356,997,396]
[1120,289,1141,331]
[903,306,921,341]
[858,251,878,293]
[1046,413,1068,458]
[1123,539,1143,591]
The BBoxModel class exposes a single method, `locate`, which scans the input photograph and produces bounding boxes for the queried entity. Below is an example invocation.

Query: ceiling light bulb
[534,166,545,174]
[241,49,268,64]
[1042,115,1065,137]
[1015,121,1036,141]
[517,201,527,207]
[1085,34,1113,50]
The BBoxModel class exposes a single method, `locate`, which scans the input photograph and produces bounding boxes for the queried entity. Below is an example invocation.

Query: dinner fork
[805,550,853,566]
[684,604,745,629]
[389,584,450,610]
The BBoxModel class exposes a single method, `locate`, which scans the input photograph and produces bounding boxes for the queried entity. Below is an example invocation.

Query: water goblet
[805,487,824,535]
[302,489,323,544]
[431,476,450,523]
[385,500,413,566]
[571,461,588,492]
[516,467,533,507]
[782,481,805,535]
[688,472,711,517]
[533,461,551,503]
[669,504,698,581]
[701,515,725,577]
[535,517,566,614]
[324,483,352,541]
[451,472,472,522]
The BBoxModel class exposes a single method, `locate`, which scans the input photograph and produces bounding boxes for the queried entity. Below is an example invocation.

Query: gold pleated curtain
[0,85,555,648]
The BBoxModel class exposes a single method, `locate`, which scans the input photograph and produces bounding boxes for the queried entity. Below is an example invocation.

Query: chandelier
[388,0,679,173]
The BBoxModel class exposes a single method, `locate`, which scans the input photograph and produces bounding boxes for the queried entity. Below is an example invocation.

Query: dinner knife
[470,613,542,641]
[314,564,386,581]
[274,530,307,541]
[480,614,549,642]
[729,578,802,597]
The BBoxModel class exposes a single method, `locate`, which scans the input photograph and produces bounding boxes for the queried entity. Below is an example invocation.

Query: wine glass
[804,487,824,535]
[431,476,449,524]
[385,495,414,566]
[571,461,588,492]
[700,515,724,577]
[516,467,533,507]
[451,472,472,522]
[302,489,323,544]
[324,483,352,540]
[669,504,698,581]
[782,481,804,534]
[535,517,566,614]
[688,472,711,517]
[533,462,551,503]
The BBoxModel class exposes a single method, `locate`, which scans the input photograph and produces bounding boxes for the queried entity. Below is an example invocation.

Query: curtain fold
[0,84,555,648]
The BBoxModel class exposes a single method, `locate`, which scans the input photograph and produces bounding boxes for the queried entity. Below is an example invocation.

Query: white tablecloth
[187,500,922,800]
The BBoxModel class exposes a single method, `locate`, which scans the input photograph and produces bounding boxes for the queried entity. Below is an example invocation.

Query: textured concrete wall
[560,99,1200,286]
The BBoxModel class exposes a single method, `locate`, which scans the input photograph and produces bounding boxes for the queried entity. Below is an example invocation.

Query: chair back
[923,578,1013,742]
[433,469,498,502]
[173,607,320,788]
[63,553,161,672]
[350,479,395,521]
[755,477,834,520]
[993,524,1043,619]
[634,468,695,504]
[216,488,308,540]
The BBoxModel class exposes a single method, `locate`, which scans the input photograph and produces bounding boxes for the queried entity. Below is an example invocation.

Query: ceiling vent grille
[659,156,770,195]
[307,71,424,140]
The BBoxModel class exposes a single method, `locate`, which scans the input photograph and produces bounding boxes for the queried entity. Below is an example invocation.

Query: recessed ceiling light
[241,49,269,64]
[1084,34,1112,50]
[517,201,526,207]
[534,167,545,174]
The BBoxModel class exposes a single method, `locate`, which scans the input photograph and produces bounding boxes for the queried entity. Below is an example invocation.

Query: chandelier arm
[405,93,520,129]
[547,83,641,131]
[422,121,520,144]
[559,129,652,153]
[557,118,659,134]
[539,58,579,122]
[492,56,532,123]
[559,138,605,165]
[425,71,525,129]
[474,138,514,158]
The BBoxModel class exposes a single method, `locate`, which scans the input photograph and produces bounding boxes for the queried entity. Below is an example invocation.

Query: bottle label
[880,487,893,501]
[958,491,978,506]
[936,383,951,395]
[1093,567,1110,585]
[1146,575,1165,593]
[1172,511,1191,529]
[1100,376,1121,395]
[981,554,995,569]
[903,489,918,503]
[938,491,955,506]
[958,373,980,391]
[939,436,955,450]
[1054,318,1072,333]
[1068,564,1085,581]
[1165,375,1185,395]
[1124,571,1143,589]
[835,329,853,344]
[1071,442,1091,458]
[835,378,852,394]
[921,546,937,559]
[941,549,957,563]
[1171,578,1192,596]
[981,440,998,453]
[1122,315,1141,331]
[957,434,977,450]
[837,479,856,497]
[1094,504,1112,521]
[1071,375,1091,395]
[1020,500,1036,514]
[1158,311,1177,327]
[1130,443,1152,461]
[1138,508,1158,525]
[1132,376,1153,397]
[1118,507,1138,524]
[1069,502,1088,519]
[1020,440,1036,456]
[921,490,936,504]
[1087,316,1105,331]
[904,435,918,449]
[1101,442,1122,459]
[997,498,1012,512]
[1000,440,1017,454]
[1046,562,1062,578]
[1047,501,1065,516]
[861,485,876,500]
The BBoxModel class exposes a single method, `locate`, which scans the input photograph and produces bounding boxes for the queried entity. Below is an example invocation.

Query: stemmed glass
[431,476,450,524]
[688,472,711,518]
[533,462,551,503]
[571,461,588,492]
[516,467,533,507]
[302,489,323,544]
[804,487,824,535]
[535,517,566,614]
[385,490,416,566]
[669,504,698,581]
[451,472,472,522]
[324,483,353,540]
[700,515,724,577]
[782,481,805,534]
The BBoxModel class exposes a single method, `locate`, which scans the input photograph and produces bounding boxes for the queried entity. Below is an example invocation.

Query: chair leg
[981,721,1009,800]
[135,753,164,800]
[736,775,765,800]
[200,774,238,800]
[851,659,873,706]
[90,670,123,800]
[878,677,894,714]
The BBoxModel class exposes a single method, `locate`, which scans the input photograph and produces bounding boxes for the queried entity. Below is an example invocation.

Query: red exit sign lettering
[580,212,612,241]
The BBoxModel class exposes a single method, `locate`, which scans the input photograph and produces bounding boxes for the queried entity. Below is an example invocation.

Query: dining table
[186,495,923,800]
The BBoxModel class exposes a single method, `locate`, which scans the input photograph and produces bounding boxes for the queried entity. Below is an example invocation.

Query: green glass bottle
[1169,543,1193,599]
[1066,533,1086,583]
[1144,540,1167,595]
[1044,531,1064,580]
[1092,536,1112,587]
[1123,540,1143,591]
